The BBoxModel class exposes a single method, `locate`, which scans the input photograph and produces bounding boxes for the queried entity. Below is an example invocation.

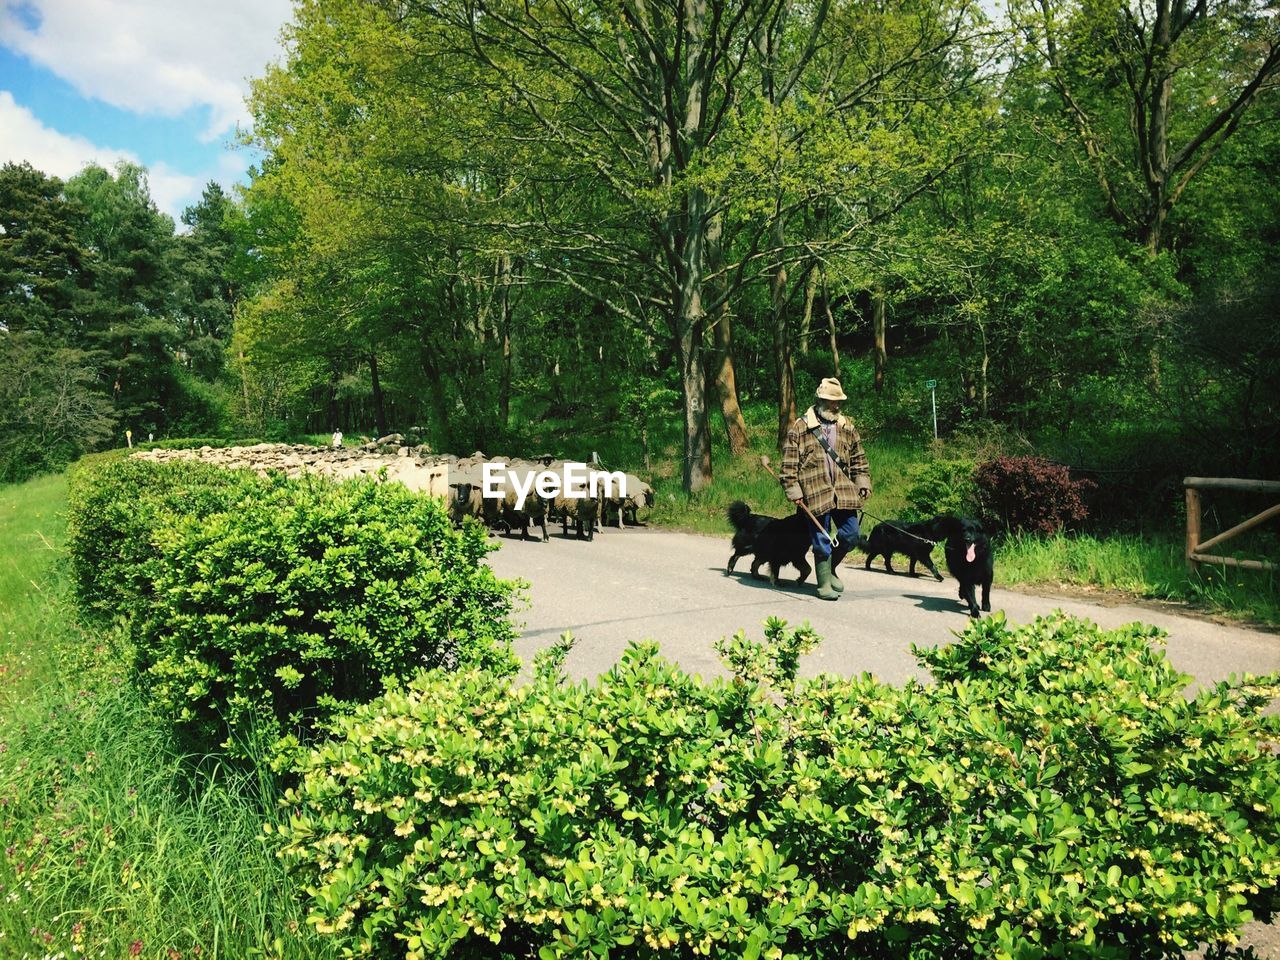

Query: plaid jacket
[780,406,872,516]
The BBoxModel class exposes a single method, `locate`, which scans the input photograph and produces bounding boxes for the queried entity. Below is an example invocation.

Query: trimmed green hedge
[67,459,519,758]
[274,615,1280,959]
[66,456,266,621]
[138,436,266,451]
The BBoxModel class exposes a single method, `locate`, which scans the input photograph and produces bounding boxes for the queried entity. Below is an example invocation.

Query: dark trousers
[810,509,861,561]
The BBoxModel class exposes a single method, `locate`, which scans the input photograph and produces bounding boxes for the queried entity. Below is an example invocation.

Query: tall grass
[0,475,338,960]
[1000,531,1280,625]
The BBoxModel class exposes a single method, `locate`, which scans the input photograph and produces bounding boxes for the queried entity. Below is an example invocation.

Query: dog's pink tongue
[966,544,976,563]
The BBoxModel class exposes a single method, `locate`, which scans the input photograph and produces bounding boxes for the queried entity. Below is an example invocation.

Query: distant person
[779,377,872,601]
[332,430,343,449]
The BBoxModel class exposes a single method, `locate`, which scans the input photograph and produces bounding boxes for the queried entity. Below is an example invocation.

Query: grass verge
[999,531,1280,626]
[0,474,337,960]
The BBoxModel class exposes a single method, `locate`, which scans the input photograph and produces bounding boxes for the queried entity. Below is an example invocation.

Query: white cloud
[0,90,217,224]
[145,162,203,225]
[0,0,293,139]
[0,89,134,174]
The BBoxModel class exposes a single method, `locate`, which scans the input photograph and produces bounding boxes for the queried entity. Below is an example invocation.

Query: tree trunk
[327,369,340,431]
[369,352,389,437]
[770,224,796,449]
[1140,203,1168,255]
[678,187,713,492]
[824,272,840,373]
[709,312,750,457]
[706,212,749,456]
[237,349,251,423]
[498,254,513,428]
[801,263,817,359]
[680,358,711,496]
[977,318,989,418]
[872,289,886,393]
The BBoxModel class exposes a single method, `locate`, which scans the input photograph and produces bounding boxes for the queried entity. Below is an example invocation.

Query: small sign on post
[925,380,938,439]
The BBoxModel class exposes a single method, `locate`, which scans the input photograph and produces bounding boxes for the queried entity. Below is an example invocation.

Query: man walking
[780,378,872,600]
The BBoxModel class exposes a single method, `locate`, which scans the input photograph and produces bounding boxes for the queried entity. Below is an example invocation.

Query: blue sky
[0,0,293,224]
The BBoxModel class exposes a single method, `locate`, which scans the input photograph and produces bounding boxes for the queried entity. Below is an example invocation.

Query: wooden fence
[1184,477,1280,575]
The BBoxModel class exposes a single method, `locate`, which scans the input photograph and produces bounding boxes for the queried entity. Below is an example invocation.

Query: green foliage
[0,334,116,484]
[0,161,93,338]
[136,474,519,757]
[139,435,268,451]
[904,457,980,521]
[0,473,340,960]
[0,161,250,480]
[715,616,820,694]
[66,459,519,759]
[276,614,1280,959]
[166,367,238,437]
[66,455,265,622]
[998,531,1280,627]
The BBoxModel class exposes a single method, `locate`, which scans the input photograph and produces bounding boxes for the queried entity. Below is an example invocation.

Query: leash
[804,422,941,549]
[857,508,940,547]
[759,455,838,549]
[804,417,939,549]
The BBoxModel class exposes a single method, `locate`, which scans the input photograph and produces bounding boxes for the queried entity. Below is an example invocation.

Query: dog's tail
[727,500,753,532]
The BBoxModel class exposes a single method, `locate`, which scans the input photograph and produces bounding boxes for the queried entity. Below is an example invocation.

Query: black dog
[726,501,812,586]
[861,517,947,581]
[936,515,994,617]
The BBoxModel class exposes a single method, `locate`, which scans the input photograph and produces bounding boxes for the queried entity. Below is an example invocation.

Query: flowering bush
[974,455,1095,535]
[274,614,1280,959]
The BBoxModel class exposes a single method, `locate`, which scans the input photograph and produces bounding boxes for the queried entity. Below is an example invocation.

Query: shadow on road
[714,568,814,597]
[858,564,945,582]
[903,593,969,616]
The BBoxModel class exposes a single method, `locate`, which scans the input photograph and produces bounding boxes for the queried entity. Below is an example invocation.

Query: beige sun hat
[815,377,847,401]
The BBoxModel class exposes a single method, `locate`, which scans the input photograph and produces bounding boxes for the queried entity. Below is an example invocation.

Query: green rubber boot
[829,546,848,593]
[815,557,839,601]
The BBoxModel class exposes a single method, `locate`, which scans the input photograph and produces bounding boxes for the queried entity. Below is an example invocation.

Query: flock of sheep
[130,439,656,542]
[438,452,656,542]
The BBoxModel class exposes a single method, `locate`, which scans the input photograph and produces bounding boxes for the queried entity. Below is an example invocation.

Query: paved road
[487,526,1279,686]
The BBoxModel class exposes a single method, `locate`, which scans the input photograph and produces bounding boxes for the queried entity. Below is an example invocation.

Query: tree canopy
[2,0,1276,493]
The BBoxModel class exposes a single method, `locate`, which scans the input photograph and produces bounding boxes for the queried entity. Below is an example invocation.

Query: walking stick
[759,455,836,548]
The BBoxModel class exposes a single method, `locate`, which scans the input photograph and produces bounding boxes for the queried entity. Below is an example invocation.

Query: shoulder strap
[808,422,851,477]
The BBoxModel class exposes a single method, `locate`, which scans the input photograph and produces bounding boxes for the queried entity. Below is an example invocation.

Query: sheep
[597,471,653,528]
[598,488,624,528]
[446,462,491,528]
[622,474,655,526]
[491,460,550,542]
[447,481,486,526]
[554,476,598,541]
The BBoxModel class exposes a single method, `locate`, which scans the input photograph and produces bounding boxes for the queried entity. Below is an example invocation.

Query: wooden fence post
[1185,484,1201,577]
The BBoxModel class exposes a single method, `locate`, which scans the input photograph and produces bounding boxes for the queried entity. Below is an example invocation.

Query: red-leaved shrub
[974,455,1095,534]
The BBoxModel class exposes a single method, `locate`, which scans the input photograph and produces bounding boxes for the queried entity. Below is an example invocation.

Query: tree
[64,163,181,432]
[1013,0,1280,252]
[174,181,239,380]
[0,162,94,338]
[0,334,115,483]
